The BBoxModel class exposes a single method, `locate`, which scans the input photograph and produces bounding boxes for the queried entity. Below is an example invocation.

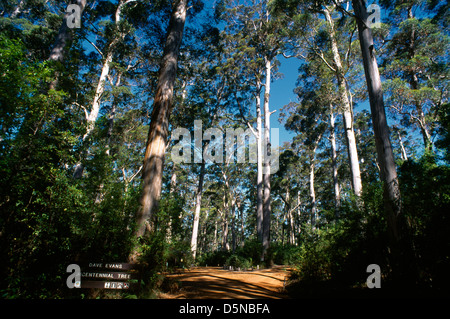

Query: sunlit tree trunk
[256,89,264,243]
[324,6,363,198]
[166,166,178,243]
[221,197,230,252]
[10,0,25,18]
[406,6,433,151]
[262,57,272,260]
[309,157,317,226]
[352,0,406,279]
[133,0,187,242]
[191,160,205,260]
[398,131,408,161]
[73,0,129,178]
[329,111,341,215]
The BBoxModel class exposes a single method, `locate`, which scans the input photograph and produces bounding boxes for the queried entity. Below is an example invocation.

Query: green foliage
[266,243,302,266]
[165,241,195,270]
[0,0,448,300]
[198,250,232,267]
[233,240,263,266]
[399,154,450,289]
[224,254,252,269]
[286,153,450,296]
[436,102,450,161]
[288,205,387,294]
[198,239,303,269]
[136,232,194,297]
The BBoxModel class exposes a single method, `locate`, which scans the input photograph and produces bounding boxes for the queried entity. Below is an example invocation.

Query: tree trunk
[405,9,433,151]
[283,186,295,245]
[133,0,187,241]
[85,51,113,140]
[73,0,128,178]
[410,75,432,149]
[256,89,264,243]
[398,131,408,161]
[236,81,263,244]
[191,160,205,260]
[221,164,235,252]
[284,188,290,243]
[309,155,317,226]
[352,0,405,279]
[297,190,302,235]
[213,218,218,251]
[10,0,25,18]
[416,107,432,151]
[238,200,244,247]
[330,111,341,215]
[222,199,230,252]
[324,6,363,198]
[49,0,87,65]
[232,204,237,253]
[262,57,272,260]
[18,0,87,140]
[106,70,124,156]
[166,165,178,243]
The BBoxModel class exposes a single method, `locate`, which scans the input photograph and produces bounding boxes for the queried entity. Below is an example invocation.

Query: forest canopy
[0,0,449,299]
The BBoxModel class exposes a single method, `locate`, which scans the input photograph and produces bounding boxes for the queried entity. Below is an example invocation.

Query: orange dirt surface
[160,266,290,299]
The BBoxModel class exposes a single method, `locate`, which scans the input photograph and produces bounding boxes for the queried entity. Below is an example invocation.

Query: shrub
[224,254,252,269]
[197,250,232,267]
[266,243,302,266]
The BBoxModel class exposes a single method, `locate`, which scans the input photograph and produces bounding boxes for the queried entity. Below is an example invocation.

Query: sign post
[67,262,142,291]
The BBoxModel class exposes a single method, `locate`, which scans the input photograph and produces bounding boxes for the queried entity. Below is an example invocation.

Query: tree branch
[82,35,104,58]
[282,52,306,59]
[314,48,337,72]
[331,0,356,19]
[129,165,143,183]
[74,102,89,120]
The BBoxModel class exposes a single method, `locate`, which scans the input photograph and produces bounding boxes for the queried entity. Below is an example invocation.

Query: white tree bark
[324,6,363,198]
[262,57,272,259]
[398,131,408,161]
[191,161,205,260]
[309,159,317,226]
[10,0,25,18]
[330,111,341,214]
[256,90,264,242]
[74,0,132,178]
[84,0,131,141]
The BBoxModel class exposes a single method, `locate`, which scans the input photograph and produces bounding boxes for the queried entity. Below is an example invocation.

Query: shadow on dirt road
[160,266,289,299]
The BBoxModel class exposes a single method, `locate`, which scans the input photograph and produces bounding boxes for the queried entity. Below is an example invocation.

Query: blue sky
[270,55,302,145]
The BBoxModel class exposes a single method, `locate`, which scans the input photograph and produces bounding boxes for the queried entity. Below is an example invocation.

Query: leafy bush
[287,154,450,296]
[288,183,389,288]
[165,240,195,270]
[234,239,263,265]
[398,154,450,289]
[266,243,302,266]
[224,254,252,269]
[197,250,232,267]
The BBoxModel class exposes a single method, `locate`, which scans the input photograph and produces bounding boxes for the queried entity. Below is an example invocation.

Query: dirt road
[160,266,289,299]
